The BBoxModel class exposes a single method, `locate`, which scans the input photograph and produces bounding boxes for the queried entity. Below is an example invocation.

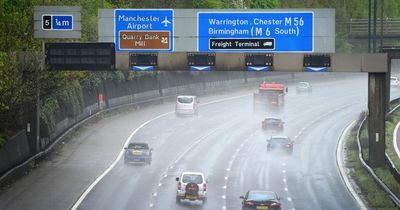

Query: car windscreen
[182,174,203,184]
[248,192,276,201]
[178,97,193,104]
[298,83,308,87]
[270,138,290,143]
[128,143,149,150]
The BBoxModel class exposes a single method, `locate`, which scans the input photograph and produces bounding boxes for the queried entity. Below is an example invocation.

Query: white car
[391,76,400,86]
[176,172,207,204]
[175,95,199,116]
[296,82,312,94]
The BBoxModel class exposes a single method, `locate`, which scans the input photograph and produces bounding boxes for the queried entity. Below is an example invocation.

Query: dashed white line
[287,197,292,202]
[284,187,288,191]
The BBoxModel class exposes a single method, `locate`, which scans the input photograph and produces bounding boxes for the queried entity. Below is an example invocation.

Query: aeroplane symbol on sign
[161,16,171,27]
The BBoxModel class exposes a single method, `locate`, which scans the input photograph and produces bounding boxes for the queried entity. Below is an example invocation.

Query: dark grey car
[124,142,153,164]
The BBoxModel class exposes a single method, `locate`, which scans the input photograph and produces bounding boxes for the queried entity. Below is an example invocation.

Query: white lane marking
[149,204,154,208]
[282,170,286,174]
[283,178,287,183]
[70,112,172,210]
[71,93,252,210]
[284,187,288,191]
[221,131,255,209]
[282,163,286,167]
[158,183,162,187]
[287,197,292,202]
[393,120,400,160]
[336,121,368,210]
[152,193,157,197]
[222,186,227,189]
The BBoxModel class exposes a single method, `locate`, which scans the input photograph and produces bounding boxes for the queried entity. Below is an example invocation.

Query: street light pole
[373,0,377,53]
[368,0,372,53]
[380,0,384,49]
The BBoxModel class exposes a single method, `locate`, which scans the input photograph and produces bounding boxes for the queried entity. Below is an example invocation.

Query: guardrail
[357,104,400,206]
[385,98,400,184]
[1,72,325,187]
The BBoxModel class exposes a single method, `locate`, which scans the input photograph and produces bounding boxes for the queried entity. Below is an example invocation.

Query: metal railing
[348,18,400,38]
[357,103,400,206]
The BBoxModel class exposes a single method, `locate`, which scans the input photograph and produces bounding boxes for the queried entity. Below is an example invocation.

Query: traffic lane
[0,104,181,210]
[77,76,369,210]
[224,84,368,209]
[152,116,260,210]
[77,96,255,210]
[0,74,365,210]
[0,87,256,210]
[286,106,362,210]
[142,78,369,210]
[76,77,329,210]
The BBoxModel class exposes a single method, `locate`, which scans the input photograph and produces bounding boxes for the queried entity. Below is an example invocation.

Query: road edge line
[336,120,368,210]
[70,93,251,210]
[393,121,400,160]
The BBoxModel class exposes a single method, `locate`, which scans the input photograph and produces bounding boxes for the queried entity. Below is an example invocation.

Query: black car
[261,118,284,131]
[240,190,281,210]
[267,136,293,154]
[124,142,153,164]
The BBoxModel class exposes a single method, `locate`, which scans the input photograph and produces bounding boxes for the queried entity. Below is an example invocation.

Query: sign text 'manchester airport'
[114,9,173,51]
[198,12,314,52]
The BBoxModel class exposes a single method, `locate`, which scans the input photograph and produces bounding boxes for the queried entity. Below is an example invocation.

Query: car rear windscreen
[182,174,203,184]
[128,143,149,150]
[178,97,193,104]
[248,192,276,201]
[271,138,290,143]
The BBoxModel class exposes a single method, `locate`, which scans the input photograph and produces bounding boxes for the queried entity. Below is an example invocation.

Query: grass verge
[346,124,398,209]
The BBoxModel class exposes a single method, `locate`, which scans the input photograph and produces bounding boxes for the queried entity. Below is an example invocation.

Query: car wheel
[176,197,180,204]
[202,197,207,204]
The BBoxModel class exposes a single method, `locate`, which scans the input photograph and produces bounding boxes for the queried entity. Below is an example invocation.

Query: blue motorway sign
[42,15,73,30]
[114,9,174,52]
[198,12,314,52]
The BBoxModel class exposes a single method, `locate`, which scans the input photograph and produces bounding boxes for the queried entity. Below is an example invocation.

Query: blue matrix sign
[198,12,314,52]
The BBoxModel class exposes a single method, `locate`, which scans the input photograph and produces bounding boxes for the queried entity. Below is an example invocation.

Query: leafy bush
[0,133,7,148]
